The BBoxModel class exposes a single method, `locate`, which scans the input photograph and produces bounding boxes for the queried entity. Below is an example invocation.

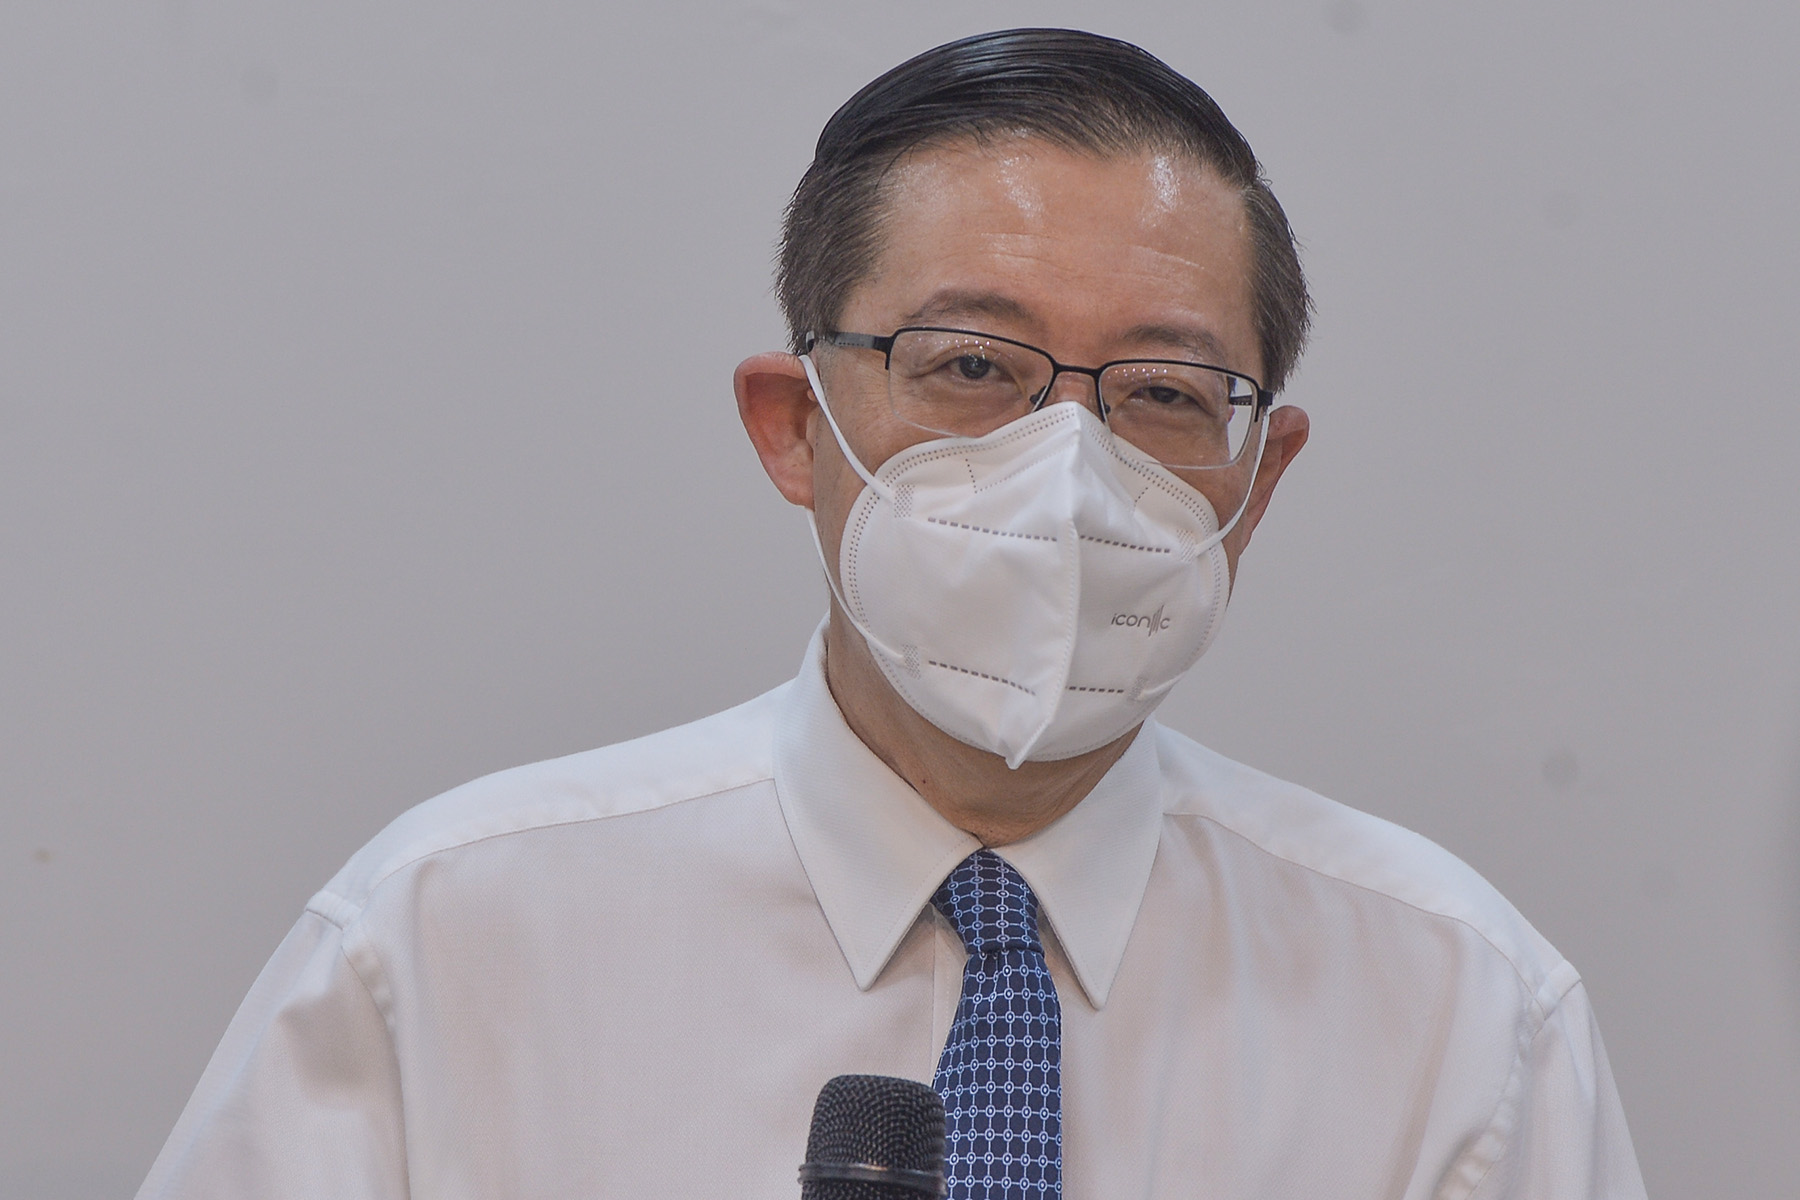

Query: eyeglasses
[807,326,1271,471]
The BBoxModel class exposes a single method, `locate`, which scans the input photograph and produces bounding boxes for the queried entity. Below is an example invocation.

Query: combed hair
[777,28,1312,393]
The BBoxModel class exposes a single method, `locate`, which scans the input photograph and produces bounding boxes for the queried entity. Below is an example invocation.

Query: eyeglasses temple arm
[806,331,894,353]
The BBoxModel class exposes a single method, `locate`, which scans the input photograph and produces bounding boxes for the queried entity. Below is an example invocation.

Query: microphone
[798,1074,947,1199]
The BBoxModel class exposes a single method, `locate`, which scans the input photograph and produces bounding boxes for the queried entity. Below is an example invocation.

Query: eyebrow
[1116,322,1230,365]
[901,289,1038,329]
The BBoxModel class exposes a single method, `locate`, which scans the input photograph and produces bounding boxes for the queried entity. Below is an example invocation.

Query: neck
[822,607,1137,846]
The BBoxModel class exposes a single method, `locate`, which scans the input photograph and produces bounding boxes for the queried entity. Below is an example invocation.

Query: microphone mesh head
[801,1074,946,1199]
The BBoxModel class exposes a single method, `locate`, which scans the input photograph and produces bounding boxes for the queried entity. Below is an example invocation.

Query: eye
[952,354,996,381]
[1140,385,1196,407]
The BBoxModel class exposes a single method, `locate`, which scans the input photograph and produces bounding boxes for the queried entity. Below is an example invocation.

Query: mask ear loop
[1117,403,1265,568]
[801,354,892,502]
[798,354,910,667]
[1211,413,1268,540]
[1204,414,1269,602]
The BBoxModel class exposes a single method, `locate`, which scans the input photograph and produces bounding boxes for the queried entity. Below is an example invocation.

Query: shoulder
[306,684,788,925]
[1151,723,1579,1015]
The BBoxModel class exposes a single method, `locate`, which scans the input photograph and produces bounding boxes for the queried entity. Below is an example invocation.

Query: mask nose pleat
[1002,466,1087,768]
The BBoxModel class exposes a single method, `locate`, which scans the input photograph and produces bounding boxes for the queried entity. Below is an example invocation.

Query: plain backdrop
[4,2,1798,1195]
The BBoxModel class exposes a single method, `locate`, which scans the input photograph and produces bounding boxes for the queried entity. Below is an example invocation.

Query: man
[139,29,1645,1199]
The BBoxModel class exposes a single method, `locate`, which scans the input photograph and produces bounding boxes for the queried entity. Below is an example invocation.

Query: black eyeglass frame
[804,326,1274,420]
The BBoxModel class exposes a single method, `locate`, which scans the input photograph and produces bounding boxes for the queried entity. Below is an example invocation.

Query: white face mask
[802,354,1262,769]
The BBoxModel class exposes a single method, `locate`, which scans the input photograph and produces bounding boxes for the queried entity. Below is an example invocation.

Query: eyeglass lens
[884,329,1258,469]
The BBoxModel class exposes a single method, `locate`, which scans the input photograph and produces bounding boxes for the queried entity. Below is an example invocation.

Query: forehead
[847,137,1259,373]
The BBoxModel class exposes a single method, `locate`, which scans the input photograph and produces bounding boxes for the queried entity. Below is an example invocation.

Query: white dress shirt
[139,627,1646,1198]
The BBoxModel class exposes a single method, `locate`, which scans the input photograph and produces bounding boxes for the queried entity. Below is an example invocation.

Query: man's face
[808,136,1269,582]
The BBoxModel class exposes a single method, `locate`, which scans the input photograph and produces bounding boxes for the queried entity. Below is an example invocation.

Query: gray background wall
[4,2,1796,1195]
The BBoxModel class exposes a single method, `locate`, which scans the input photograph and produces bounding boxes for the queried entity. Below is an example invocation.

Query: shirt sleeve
[136,909,410,1200]
[1468,980,1647,1200]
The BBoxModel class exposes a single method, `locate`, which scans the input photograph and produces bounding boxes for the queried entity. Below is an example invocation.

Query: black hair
[776,28,1311,392]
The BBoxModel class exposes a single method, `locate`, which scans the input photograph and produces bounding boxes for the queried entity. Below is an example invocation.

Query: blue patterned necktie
[931,850,1062,1199]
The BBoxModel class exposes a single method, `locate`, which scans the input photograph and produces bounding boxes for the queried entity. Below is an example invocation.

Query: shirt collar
[772,622,1164,1010]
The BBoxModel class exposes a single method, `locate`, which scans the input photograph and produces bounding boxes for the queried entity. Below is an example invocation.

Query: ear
[735,352,819,509]
[1232,403,1309,550]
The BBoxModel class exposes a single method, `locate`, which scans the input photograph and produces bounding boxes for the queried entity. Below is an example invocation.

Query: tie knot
[932,850,1043,958]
